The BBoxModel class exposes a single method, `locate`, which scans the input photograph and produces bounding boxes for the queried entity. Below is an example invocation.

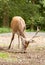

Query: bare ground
[0,32,45,65]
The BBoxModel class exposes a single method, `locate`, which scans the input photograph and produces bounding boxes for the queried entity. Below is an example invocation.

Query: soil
[0,32,45,65]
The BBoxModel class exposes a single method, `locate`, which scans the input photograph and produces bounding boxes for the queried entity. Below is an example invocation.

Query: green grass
[0,27,31,33]
[0,27,45,33]
[26,29,30,32]
[0,52,9,59]
[0,27,11,33]
[26,29,36,32]
[26,29,45,32]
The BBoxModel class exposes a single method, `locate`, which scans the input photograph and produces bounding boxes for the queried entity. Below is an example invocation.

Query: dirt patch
[0,33,45,65]
[0,47,45,65]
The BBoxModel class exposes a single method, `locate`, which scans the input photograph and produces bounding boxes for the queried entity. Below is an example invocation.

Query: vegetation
[0,27,11,33]
[0,0,45,31]
[0,52,9,59]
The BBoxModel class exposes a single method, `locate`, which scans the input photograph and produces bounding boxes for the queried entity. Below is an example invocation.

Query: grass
[0,27,11,33]
[26,29,35,32]
[26,29,45,32]
[0,52,18,61]
[0,27,31,33]
[0,52,9,59]
[0,27,45,33]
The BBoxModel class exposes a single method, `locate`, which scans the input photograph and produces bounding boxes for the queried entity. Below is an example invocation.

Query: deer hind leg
[18,35,20,49]
[8,32,15,49]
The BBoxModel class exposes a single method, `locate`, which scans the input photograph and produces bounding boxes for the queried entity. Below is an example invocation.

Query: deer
[8,16,39,51]
[8,16,26,49]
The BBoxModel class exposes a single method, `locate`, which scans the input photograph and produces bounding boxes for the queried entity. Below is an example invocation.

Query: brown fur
[8,16,26,49]
[11,16,26,33]
[8,16,39,51]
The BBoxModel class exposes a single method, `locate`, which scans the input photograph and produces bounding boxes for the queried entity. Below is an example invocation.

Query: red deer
[8,16,39,51]
[8,16,26,49]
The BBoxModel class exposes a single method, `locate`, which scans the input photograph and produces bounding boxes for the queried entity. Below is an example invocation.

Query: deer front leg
[21,37,26,52]
[8,33,15,49]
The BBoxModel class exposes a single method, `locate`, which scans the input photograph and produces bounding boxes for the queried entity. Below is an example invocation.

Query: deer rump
[11,16,26,34]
